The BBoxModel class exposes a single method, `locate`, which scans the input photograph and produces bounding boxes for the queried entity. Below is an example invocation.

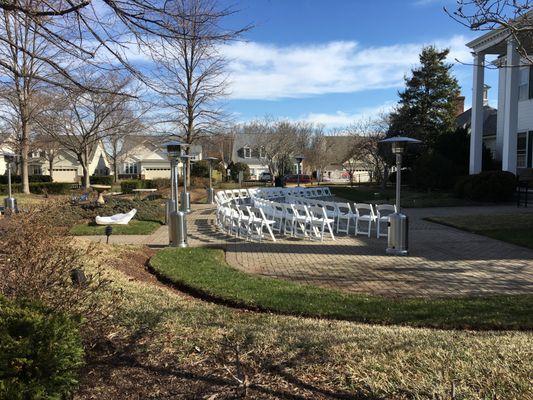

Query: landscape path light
[379,136,421,256]
[294,155,304,187]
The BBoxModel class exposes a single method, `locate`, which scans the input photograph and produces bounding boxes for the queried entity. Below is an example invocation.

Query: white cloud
[220,35,473,100]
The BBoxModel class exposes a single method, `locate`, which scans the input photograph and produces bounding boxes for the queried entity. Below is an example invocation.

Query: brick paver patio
[84,204,533,298]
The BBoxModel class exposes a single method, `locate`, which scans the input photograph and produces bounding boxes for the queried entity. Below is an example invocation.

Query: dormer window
[243,146,251,158]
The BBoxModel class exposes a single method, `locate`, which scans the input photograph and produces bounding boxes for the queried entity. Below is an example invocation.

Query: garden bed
[70,220,161,236]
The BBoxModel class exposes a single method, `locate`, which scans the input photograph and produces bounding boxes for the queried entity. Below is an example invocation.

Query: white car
[259,172,272,182]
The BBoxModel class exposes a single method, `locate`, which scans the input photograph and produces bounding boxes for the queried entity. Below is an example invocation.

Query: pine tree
[388,46,460,148]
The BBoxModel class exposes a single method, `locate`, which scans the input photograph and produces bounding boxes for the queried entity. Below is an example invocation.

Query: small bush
[90,175,114,186]
[0,297,84,400]
[0,182,71,195]
[191,176,210,188]
[0,175,52,184]
[410,153,458,190]
[120,179,148,194]
[150,178,170,190]
[191,160,210,178]
[454,171,516,202]
[228,162,250,182]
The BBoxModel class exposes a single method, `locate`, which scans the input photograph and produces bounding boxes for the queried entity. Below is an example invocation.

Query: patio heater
[3,152,17,212]
[295,155,304,187]
[164,141,188,247]
[180,154,194,213]
[204,157,218,205]
[379,136,421,256]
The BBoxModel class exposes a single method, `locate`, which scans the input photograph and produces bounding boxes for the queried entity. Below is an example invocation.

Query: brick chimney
[454,94,465,116]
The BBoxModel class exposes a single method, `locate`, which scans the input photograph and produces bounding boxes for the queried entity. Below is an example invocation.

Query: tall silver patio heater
[380,137,421,256]
[204,157,218,205]
[3,152,17,212]
[295,155,304,187]
[163,141,188,247]
[180,154,194,213]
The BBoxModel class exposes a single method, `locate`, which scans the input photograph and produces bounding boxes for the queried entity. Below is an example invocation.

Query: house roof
[456,106,497,137]
[232,133,264,165]
[121,134,202,159]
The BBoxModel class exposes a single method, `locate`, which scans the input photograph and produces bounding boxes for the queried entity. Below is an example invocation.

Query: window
[258,146,265,158]
[243,146,251,158]
[125,163,138,174]
[29,165,42,175]
[519,67,529,101]
[517,132,527,168]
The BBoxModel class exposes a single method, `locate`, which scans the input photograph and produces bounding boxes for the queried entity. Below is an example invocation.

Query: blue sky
[216,0,499,128]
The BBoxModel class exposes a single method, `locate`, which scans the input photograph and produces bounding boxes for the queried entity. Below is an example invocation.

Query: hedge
[90,175,114,186]
[0,182,71,195]
[0,175,52,184]
[454,171,516,202]
[120,179,150,194]
[0,297,84,400]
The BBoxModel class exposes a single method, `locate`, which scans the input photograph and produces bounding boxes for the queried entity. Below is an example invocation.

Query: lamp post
[379,136,421,256]
[180,154,194,213]
[294,155,304,187]
[3,152,17,212]
[204,157,218,204]
[163,141,188,247]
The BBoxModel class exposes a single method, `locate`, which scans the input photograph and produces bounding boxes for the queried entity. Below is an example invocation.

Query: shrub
[90,175,114,186]
[0,297,84,400]
[0,207,119,342]
[0,175,52,184]
[80,198,166,224]
[454,171,516,202]
[191,176,210,188]
[228,162,250,182]
[120,179,148,193]
[410,153,458,190]
[150,178,170,190]
[191,160,210,178]
[0,182,71,195]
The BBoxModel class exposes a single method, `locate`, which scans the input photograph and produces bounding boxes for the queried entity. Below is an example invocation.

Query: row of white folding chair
[217,202,277,242]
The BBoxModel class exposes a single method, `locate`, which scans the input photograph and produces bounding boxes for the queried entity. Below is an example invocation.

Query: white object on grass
[95,209,137,225]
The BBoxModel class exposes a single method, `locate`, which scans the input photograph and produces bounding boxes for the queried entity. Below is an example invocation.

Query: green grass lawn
[70,219,161,235]
[427,213,533,250]
[150,247,532,330]
[330,186,479,208]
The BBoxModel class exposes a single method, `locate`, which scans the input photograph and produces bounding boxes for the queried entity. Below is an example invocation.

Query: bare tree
[445,1,532,62]
[0,1,55,193]
[40,72,134,188]
[150,0,248,180]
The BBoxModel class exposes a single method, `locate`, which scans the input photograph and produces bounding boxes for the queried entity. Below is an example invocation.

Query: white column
[496,63,507,161]
[502,38,519,173]
[470,52,485,174]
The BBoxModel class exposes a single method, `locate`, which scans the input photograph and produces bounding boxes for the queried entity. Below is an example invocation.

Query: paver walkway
[84,204,533,298]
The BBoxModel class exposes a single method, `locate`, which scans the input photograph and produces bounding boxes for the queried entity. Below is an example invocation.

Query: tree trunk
[79,151,90,189]
[113,158,118,183]
[20,120,30,194]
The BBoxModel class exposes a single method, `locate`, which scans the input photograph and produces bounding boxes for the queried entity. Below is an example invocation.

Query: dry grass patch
[73,245,533,399]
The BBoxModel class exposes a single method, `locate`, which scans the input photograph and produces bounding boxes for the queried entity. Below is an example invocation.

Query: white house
[117,135,202,180]
[467,17,533,175]
[231,133,269,180]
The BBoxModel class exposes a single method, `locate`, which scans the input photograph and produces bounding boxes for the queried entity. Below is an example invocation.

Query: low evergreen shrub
[454,171,516,202]
[0,297,84,400]
[90,176,114,186]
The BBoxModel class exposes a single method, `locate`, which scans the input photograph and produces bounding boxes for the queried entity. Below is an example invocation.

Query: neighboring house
[320,136,372,183]
[117,135,202,180]
[456,85,499,157]
[0,141,13,175]
[32,139,110,183]
[467,17,533,175]
[231,133,269,180]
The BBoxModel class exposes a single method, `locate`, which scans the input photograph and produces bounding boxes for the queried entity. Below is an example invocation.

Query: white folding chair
[335,202,356,234]
[248,206,277,242]
[308,206,336,241]
[354,203,377,238]
[376,204,397,238]
[291,204,311,238]
[282,203,296,236]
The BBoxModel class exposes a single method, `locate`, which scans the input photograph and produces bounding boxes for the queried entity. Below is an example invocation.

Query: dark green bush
[410,153,458,190]
[90,175,114,186]
[191,160,210,178]
[0,297,84,400]
[454,171,516,202]
[228,162,250,182]
[0,182,71,195]
[0,175,52,184]
[120,179,150,194]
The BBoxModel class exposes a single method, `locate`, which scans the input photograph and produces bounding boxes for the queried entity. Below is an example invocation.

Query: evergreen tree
[388,46,460,148]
